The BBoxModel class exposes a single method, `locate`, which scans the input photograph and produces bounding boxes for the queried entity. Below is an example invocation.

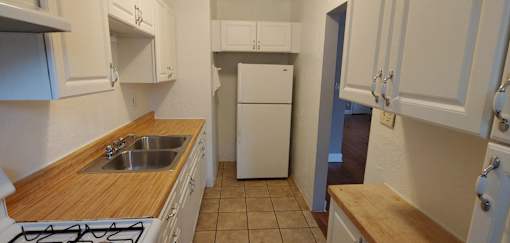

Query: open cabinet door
[467,143,510,243]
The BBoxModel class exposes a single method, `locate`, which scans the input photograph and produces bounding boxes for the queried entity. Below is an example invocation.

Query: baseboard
[328,153,343,162]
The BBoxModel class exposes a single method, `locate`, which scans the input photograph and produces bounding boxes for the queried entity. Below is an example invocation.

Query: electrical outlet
[380,111,396,128]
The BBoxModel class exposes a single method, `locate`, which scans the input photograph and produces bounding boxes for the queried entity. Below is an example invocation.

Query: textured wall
[365,109,488,240]
[0,85,153,181]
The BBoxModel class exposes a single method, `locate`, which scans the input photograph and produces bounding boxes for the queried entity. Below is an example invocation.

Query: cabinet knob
[493,78,510,132]
[371,69,383,103]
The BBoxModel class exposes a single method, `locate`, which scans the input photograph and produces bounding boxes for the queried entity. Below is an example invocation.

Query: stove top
[4,219,159,243]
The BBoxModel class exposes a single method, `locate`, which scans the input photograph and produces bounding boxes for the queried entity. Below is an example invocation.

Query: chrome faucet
[104,134,137,159]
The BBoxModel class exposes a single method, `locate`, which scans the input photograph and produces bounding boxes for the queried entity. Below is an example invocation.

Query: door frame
[311,4,347,211]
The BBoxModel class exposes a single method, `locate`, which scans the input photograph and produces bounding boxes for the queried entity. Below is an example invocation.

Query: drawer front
[327,201,365,243]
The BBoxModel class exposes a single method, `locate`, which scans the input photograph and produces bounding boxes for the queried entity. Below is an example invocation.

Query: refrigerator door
[237,104,291,179]
[238,63,294,104]
[467,142,510,243]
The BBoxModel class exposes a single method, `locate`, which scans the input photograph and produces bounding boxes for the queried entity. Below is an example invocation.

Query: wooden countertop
[328,184,462,243]
[6,112,205,222]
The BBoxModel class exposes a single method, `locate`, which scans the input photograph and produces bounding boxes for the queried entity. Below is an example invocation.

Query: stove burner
[8,222,145,243]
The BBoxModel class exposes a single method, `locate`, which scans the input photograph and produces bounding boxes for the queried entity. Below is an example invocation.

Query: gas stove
[1,218,161,243]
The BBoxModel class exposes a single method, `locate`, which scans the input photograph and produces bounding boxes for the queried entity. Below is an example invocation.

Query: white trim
[328,153,343,162]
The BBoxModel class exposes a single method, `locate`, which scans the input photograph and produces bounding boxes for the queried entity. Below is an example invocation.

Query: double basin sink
[82,135,191,173]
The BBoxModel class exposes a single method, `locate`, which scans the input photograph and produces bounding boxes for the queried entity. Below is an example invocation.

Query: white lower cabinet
[158,129,207,243]
[467,143,510,243]
[327,201,365,243]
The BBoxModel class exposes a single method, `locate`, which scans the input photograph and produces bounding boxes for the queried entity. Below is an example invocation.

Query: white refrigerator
[236,63,294,179]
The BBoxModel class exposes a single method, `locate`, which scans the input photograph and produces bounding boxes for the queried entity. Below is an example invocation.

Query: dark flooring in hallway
[312,114,372,235]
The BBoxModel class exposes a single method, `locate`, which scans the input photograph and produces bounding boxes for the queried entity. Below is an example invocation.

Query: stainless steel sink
[127,136,189,150]
[81,135,191,173]
[102,150,179,171]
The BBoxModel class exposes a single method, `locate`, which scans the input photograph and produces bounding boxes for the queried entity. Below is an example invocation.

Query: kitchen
[0,0,509,242]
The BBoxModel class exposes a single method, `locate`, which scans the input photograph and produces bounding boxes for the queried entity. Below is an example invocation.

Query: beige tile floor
[194,162,327,243]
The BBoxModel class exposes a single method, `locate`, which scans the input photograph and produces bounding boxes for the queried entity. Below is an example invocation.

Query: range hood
[0,2,70,32]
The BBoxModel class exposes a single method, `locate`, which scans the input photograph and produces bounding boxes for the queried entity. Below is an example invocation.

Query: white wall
[152,0,217,185]
[289,0,331,209]
[0,85,153,181]
[365,110,487,240]
[214,0,292,21]
[212,0,294,161]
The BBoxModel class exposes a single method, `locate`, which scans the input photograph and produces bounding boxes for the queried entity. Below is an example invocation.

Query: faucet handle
[105,145,115,159]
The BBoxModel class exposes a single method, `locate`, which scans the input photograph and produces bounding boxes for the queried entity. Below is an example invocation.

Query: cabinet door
[327,201,364,243]
[387,0,510,136]
[491,39,510,144]
[138,0,155,35]
[167,5,177,80]
[155,0,170,82]
[46,0,114,98]
[467,143,510,243]
[221,21,257,52]
[339,0,391,109]
[256,22,291,52]
[109,0,137,26]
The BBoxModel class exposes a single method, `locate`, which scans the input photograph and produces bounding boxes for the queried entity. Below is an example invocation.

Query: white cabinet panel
[221,20,257,52]
[339,0,390,109]
[109,0,138,26]
[257,21,291,52]
[327,200,364,243]
[491,36,510,144]
[155,0,176,82]
[388,0,510,136]
[467,143,510,243]
[47,0,114,98]
[138,0,155,35]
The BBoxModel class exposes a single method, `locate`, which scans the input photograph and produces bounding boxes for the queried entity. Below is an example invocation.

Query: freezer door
[467,143,510,243]
[237,104,291,179]
[238,64,294,104]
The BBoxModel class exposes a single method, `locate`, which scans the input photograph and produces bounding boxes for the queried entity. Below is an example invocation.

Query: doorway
[309,2,372,235]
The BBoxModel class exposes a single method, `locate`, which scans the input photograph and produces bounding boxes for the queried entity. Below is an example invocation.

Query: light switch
[380,111,396,128]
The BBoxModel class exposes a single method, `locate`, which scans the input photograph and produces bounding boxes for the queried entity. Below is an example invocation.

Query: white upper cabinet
[340,0,510,137]
[214,20,300,53]
[109,0,138,26]
[0,0,115,100]
[221,21,257,52]
[257,21,291,52]
[137,0,155,34]
[109,0,154,36]
[47,0,114,98]
[155,0,176,82]
[339,0,390,109]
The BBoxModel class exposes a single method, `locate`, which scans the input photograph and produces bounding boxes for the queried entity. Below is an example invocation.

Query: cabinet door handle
[166,207,178,220]
[476,157,501,212]
[110,63,119,87]
[381,70,394,106]
[494,78,510,132]
[134,5,140,24]
[371,69,383,103]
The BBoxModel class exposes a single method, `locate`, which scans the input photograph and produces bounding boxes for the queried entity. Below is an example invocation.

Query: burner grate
[8,221,145,243]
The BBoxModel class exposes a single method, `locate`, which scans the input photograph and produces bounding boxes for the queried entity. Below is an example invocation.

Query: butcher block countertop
[328,184,462,243]
[6,112,205,222]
